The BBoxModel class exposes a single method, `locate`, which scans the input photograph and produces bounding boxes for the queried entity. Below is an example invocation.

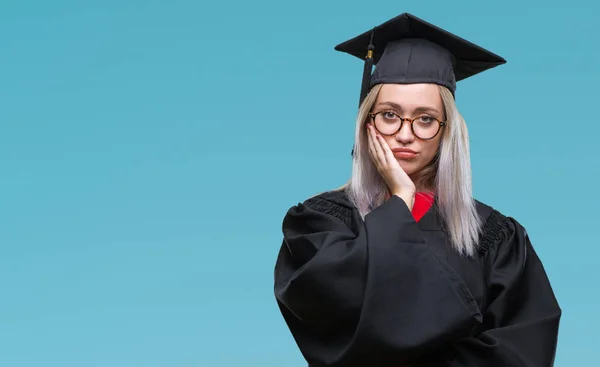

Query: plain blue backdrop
[1,0,598,366]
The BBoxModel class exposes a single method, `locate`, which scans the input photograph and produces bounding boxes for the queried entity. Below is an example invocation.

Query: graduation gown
[273,189,561,367]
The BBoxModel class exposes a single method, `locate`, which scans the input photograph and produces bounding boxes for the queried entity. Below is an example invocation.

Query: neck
[410,175,430,193]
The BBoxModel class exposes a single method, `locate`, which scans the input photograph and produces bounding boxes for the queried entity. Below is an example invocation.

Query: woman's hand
[366,123,416,209]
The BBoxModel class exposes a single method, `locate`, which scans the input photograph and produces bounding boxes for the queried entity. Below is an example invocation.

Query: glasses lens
[413,117,440,139]
[373,113,401,135]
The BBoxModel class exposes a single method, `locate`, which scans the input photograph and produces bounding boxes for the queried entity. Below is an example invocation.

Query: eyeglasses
[368,110,446,140]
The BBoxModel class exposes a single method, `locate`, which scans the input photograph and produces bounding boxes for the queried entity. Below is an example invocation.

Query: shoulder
[290,188,356,228]
[474,199,526,255]
[303,188,354,208]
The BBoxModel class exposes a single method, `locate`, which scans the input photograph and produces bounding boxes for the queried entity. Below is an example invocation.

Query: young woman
[273,13,561,367]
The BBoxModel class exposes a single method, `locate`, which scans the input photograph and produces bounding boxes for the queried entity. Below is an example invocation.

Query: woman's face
[369,83,445,177]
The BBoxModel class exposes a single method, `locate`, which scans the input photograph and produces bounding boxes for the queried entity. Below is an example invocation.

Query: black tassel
[352,29,376,157]
[358,29,375,107]
[359,47,374,106]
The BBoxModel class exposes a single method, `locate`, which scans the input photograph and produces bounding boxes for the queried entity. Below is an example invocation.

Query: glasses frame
[368,111,447,140]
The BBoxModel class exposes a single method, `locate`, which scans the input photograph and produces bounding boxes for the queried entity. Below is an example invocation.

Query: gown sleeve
[273,193,483,367]
[418,211,562,367]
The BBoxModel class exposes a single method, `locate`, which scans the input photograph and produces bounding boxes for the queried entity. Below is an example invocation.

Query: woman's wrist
[392,190,415,211]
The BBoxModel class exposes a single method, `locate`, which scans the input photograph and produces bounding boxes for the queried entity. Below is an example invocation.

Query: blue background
[1,0,597,365]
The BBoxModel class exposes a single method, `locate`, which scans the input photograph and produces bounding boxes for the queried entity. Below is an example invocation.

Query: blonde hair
[344,83,482,256]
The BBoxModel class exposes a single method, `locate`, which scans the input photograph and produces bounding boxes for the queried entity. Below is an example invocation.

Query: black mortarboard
[335,13,506,106]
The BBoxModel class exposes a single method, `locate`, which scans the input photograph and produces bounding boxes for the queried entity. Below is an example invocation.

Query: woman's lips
[391,148,417,159]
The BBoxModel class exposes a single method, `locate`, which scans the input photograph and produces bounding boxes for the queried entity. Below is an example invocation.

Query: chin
[397,160,421,175]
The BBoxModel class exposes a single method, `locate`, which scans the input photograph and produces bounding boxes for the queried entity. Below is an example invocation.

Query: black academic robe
[273,189,561,367]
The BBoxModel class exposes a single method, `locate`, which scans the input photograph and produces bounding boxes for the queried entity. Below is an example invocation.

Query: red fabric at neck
[412,192,434,222]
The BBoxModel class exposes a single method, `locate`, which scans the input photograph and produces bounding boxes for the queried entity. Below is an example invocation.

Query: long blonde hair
[344,83,483,256]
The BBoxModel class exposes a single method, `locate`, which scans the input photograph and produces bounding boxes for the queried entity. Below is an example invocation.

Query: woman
[273,13,561,367]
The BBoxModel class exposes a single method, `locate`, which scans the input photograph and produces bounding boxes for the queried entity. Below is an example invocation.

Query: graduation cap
[334,13,506,106]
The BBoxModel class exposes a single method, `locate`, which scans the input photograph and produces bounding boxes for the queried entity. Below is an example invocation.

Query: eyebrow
[375,101,442,116]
